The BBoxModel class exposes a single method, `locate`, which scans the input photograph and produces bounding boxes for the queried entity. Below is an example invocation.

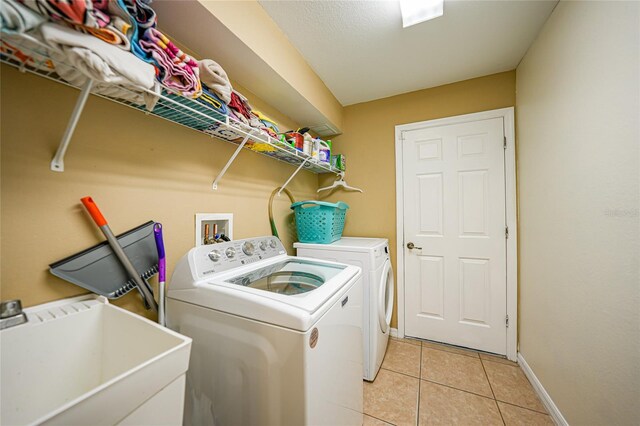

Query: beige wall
[319,71,516,327]
[196,0,344,130]
[516,2,639,424]
[0,65,317,320]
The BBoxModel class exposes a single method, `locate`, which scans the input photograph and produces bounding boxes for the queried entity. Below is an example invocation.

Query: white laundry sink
[0,295,191,426]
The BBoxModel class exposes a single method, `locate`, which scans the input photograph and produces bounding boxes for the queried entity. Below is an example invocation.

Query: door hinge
[506,315,510,328]
[503,136,507,149]
[505,226,509,239]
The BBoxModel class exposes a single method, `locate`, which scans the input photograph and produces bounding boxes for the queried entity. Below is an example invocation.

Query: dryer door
[378,259,395,333]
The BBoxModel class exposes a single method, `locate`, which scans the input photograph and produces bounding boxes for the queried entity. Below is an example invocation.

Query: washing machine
[166,236,363,426]
[294,238,394,381]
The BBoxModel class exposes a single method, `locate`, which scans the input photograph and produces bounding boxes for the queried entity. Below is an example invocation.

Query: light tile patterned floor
[363,338,554,426]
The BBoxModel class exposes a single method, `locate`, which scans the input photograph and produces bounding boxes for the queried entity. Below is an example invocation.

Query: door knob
[407,242,422,250]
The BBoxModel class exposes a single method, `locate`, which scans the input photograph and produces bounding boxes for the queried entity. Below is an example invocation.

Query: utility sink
[1,295,192,426]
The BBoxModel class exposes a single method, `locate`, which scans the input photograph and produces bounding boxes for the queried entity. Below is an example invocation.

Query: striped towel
[138,27,201,98]
[21,0,110,28]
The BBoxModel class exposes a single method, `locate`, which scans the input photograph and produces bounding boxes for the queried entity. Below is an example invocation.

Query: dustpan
[49,221,159,299]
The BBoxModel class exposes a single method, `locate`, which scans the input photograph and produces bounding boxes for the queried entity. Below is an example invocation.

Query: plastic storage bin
[291,201,349,244]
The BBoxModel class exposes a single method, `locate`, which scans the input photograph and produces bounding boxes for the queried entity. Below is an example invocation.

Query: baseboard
[517,353,568,426]
[389,327,398,338]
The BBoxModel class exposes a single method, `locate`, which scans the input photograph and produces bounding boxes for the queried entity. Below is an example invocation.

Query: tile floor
[363,337,554,426]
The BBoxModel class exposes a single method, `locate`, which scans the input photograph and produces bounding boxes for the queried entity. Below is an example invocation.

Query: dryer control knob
[242,241,255,256]
[259,240,267,251]
[269,239,277,248]
[225,247,236,258]
[208,250,221,262]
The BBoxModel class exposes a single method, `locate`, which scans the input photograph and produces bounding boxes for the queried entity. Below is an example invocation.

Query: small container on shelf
[285,132,304,151]
[330,154,346,171]
[319,140,331,163]
[303,134,313,156]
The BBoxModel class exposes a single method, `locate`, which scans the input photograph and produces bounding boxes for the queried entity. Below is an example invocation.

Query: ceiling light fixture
[400,0,444,28]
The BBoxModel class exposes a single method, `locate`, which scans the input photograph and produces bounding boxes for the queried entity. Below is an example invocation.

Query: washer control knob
[225,247,236,258]
[208,250,221,262]
[269,239,277,249]
[259,240,267,251]
[242,241,255,256]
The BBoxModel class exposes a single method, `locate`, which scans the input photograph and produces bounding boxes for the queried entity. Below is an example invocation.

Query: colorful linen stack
[1,0,285,137]
[139,27,201,98]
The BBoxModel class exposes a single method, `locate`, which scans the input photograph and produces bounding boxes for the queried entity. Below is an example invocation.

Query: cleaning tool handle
[81,197,108,227]
[153,222,166,326]
[80,197,157,311]
[153,223,166,282]
[153,223,166,259]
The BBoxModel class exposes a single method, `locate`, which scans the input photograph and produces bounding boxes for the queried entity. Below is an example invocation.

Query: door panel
[417,174,443,235]
[403,117,507,354]
[418,256,444,319]
[459,257,490,325]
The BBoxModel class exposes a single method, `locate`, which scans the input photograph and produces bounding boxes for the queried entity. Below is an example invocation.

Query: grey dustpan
[49,221,159,299]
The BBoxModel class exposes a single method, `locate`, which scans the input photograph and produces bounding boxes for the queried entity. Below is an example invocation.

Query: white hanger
[317,172,364,193]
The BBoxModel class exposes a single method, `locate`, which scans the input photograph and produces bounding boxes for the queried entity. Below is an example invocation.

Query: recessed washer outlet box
[195,213,233,246]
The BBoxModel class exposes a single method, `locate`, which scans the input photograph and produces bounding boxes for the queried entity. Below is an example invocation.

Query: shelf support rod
[50,78,94,172]
[212,133,252,190]
[278,158,310,196]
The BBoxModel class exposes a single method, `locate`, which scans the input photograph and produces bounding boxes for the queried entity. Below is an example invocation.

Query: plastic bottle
[303,133,313,156]
[312,138,320,160]
[319,140,331,163]
[330,154,346,171]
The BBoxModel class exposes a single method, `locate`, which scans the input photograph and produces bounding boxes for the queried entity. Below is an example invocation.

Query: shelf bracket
[50,78,94,172]
[212,133,251,190]
[278,158,310,196]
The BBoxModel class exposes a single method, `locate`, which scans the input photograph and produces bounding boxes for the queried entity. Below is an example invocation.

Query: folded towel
[21,0,110,28]
[248,112,263,129]
[139,28,201,98]
[196,85,228,116]
[67,15,131,50]
[228,90,252,120]
[92,0,109,12]
[107,0,154,63]
[122,0,156,30]
[253,110,279,133]
[1,0,52,70]
[7,0,131,50]
[0,0,45,33]
[198,59,232,104]
[41,22,155,88]
[40,22,158,109]
[228,108,249,126]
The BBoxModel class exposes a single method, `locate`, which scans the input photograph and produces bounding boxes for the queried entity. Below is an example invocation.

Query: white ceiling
[259,0,558,105]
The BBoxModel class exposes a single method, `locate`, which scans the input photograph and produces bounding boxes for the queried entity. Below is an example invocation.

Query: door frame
[394,107,517,361]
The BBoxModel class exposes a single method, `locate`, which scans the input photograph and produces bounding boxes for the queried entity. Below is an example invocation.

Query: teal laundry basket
[291,201,349,244]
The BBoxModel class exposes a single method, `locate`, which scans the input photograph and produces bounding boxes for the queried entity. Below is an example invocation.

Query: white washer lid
[294,237,388,252]
[215,257,354,312]
[168,254,361,331]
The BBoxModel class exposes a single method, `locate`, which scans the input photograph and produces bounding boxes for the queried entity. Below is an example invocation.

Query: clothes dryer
[295,238,394,381]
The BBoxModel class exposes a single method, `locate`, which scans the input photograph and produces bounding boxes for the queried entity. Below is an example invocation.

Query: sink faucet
[0,300,28,330]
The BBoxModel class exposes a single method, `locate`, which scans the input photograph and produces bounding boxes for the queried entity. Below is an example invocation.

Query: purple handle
[153,223,166,282]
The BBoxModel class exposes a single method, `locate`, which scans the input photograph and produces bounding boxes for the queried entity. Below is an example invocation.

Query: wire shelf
[0,32,338,176]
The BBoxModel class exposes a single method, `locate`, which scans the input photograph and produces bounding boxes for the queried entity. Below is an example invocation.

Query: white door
[402,117,507,354]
